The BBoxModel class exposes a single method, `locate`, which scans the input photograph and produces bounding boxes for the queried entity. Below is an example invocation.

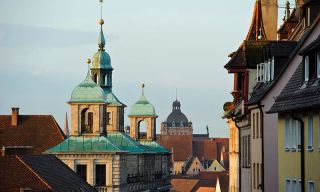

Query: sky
[0,0,291,137]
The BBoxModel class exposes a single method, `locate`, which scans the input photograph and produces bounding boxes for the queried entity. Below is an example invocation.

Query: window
[285,117,290,150]
[308,181,314,192]
[257,163,260,189]
[104,74,107,86]
[253,163,256,189]
[271,57,275,80]
[292,180,297,192]
[95,164,106,186]
[306,7,311,27]
[94,74,98,84]
[81,109,93,133]
[298,180,302,192]
[317,52,320,78]
[172,121,175,127]
[292,119,297,150]
[248,135,251,166]
[286,178,291,192]
[257,112,260,138]
[76,164,87,181]
[308,113,313,150]
[305,56,310,82]
[253,113,256,139]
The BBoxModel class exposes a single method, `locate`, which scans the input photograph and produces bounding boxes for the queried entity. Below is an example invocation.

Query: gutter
[258,104,265,192]
[233,118,242,192]
[292,113,305,192]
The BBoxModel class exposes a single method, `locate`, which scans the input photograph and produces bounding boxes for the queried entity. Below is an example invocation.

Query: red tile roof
[0,115,65,154]
[171,178,199,192]
[193,140,217,161]
[158,135,193,161]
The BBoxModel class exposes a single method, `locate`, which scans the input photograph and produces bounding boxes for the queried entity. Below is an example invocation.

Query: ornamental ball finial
[142,84,145,88]
[86,58,91,64]
[98,19,104,25]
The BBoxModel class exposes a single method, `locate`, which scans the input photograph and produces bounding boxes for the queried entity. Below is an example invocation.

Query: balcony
[95,186,109,192]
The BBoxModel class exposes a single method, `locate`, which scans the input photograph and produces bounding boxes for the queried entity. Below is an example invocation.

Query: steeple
[246,0,267,41]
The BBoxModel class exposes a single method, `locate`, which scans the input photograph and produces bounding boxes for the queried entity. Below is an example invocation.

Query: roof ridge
[16,155,53,190]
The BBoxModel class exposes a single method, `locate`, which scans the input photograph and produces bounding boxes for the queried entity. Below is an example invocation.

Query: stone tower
[128,85,158,141]
[90,19,126,133]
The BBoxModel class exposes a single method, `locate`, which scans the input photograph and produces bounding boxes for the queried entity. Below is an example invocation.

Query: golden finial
[86,58,91,64]
[98,19,104,25]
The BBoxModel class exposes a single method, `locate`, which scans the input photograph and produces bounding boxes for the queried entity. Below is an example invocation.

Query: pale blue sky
[0,0,290,137]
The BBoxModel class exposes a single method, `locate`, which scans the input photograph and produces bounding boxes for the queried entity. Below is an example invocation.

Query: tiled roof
[158,135,193,161]
[0,155,95,192]
[0,115,65,154]
[171,178,199,192]
[139,140,170,153]
[193,140,217,160]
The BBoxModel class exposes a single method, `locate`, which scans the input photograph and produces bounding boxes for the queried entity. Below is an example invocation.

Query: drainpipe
[233,119,242,192]
[292,113,305,192]
[258,104,265,192]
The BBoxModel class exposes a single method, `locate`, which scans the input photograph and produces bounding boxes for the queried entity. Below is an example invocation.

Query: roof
[0,155,95,192]
[46,132,168,155]
[157,135,193,161]
[192,140,217,161]
[104,89,126,106]
[247,15,320,105]
[299,34,320,55]
[245,0,267,41]
[69,70,107,103]
[139,140,170,153]
[171,178,199,192]
[164,99,189,127]
[129,95,157,117]
[0,115,65,154]
[224,41,270,69]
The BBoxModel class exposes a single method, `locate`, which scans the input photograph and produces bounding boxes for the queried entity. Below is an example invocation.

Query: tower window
[305,56,309,82]
[81,108,93,133]
[94,74,98,84]
[101,74,105,85]
[172,121,175,127]
[104,74,107,86]
[138,120,147,139]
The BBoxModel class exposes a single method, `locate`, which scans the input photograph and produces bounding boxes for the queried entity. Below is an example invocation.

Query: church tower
[90,9,126,133]
[69,59,108,136]
[128,84,158,141]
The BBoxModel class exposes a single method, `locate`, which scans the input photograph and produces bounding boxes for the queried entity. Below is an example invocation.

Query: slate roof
[0,155,95,192]
[0,115,65,154]
[224,41,270,69]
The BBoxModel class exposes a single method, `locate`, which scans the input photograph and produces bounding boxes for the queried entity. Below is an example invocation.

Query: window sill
[285,148,290,152]
[291,148,297,152]
[307,147,313,152]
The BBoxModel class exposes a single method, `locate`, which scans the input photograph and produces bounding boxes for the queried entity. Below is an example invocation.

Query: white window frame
[271,57,275,80]
[305,56,310,82]
[257,64,260,82]
[286,178,291,192]
[292,179,297,192]
[308,113,313,151]
[308,181,314,192]
[317,52,320,79]
[285,117,290,151]
[292,119,297,150]
[298,180,302,192]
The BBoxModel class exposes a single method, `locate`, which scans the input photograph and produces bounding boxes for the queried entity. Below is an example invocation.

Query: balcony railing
[95,186,108,192]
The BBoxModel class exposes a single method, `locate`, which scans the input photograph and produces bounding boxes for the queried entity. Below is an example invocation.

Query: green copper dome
[129,95,157,117]
[69,71,107,103]
[92,50,112,69]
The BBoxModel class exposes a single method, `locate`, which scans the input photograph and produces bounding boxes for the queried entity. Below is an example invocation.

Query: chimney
[11,107,19,126]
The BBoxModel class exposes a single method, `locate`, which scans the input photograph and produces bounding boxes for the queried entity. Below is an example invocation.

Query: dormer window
[257,57,274,83]
[305,56,309,82]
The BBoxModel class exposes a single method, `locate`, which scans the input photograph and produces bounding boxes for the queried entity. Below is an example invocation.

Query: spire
[98,0,105,50]
[206,125,209,135]
[285,0,291,21]
[246,0,267,41]
[64,112,69,137]
[175,88,178,100]
[141,84,145,96]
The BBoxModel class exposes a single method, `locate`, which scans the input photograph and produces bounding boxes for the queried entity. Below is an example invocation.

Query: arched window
[104,74,107,86]
[101,74,105,85]
[94,74,98,84]
[172,121,175,127]
[81,108,93,133]
[138,120,147,139]
[180,121,183,127]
